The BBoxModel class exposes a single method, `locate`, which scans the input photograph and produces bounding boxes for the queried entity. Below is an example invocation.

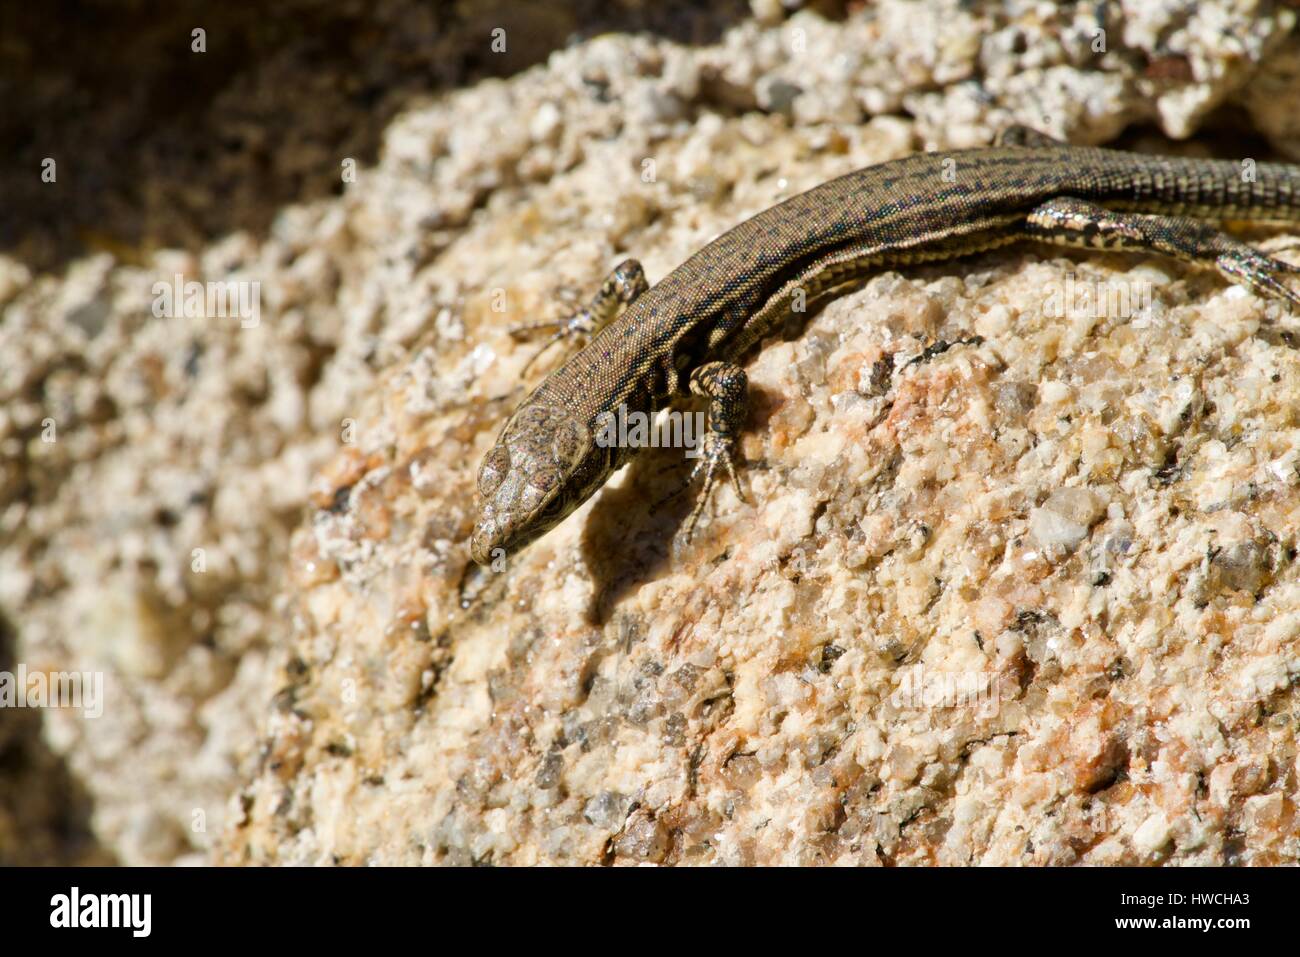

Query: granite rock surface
[3,0,1299,866]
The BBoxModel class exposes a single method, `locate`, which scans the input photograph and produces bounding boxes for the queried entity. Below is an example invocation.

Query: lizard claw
[510,311,596,376]
[680,433,745,543]
[1216,243,1300,309]
[646,433,746,544]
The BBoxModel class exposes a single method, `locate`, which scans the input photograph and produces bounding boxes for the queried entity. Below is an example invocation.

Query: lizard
[469,127,1300,567]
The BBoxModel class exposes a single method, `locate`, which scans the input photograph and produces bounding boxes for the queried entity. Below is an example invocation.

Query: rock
[1132,812,1173,858]
[1030,486,1106,553]
[6,0,1300,869]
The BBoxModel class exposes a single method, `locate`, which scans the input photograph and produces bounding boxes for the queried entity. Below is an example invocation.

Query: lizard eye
[477,445,511,496]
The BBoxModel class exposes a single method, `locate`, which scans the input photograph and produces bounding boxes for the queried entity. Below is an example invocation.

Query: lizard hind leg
[1214,241,1300,307]
[1024,196,1300,309]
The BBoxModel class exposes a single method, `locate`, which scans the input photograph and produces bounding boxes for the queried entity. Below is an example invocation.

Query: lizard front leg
[511,258,650,374]
[679,360,749,543]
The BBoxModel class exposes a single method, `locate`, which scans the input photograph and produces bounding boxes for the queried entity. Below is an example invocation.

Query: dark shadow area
[0,609,115,865]
[581,381,785,621]
[1111,113,1295,163]
[582,445,686,622]
[1,0,750,274]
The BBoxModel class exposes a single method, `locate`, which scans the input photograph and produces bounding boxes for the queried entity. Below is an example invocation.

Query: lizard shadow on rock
[579,441,695,624]
[577,284,841,622]
[579,379,785,624]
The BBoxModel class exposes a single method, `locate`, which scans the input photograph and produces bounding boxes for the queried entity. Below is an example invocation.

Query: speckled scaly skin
[471,130,1300,566]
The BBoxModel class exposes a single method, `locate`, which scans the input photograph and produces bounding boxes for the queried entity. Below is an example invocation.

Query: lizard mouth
[470,486,569,566]
[468,520,497,566]
[469,495,521,566]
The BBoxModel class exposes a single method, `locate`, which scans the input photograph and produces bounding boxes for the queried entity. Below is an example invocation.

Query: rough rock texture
[4,1,1300,866]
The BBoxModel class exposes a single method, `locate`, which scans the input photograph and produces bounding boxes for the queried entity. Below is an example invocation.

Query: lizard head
[470,402,607,566]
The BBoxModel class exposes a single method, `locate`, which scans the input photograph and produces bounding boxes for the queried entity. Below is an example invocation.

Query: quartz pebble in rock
[1030,487,1106,554]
